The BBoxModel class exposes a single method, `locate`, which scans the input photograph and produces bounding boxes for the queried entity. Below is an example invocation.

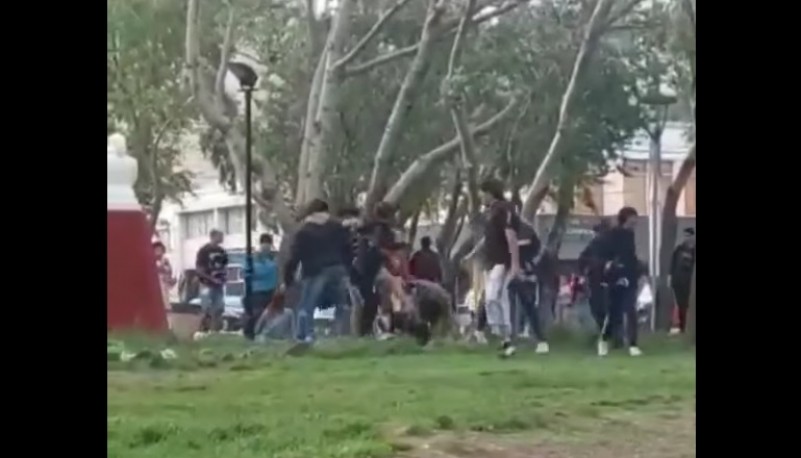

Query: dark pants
[357,282,378,336]
[588,281,607,332]
[602,285,638,346]
[508,278,546,342]
[243,290,274,340]
[672,279,691,332]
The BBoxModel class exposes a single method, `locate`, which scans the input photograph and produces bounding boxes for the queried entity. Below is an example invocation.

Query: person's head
[617,206,638,230]
[152,241,166,258]
[259,233,273,253]
[683,227,695,246]
[374,202,399,222]
[421,236,432,250]
[479,178,505,206]
[209,229,224,245]
[300,198,329,220]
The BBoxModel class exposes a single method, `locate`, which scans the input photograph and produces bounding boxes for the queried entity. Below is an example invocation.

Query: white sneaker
[473,330,488,345]
[501,341,517,358]
[669,327,681,336]
[535,342,550,354]
[629,346,643,357]
[597,340,609,357]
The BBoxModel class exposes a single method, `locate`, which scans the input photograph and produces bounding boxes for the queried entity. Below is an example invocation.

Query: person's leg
[672,281,690,332]
[484,265,506,337]
[588,282,607,332]
[623,286,641,355]
[295,275,326,343]
[510,279,548,353]
[208,286,225,332]
[600,286,623,356]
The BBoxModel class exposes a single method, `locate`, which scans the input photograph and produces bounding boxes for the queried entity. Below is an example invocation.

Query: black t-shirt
[195,243,228,286]
[483,200,521,268]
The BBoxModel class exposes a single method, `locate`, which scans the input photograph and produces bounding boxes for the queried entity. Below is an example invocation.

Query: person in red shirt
[409,236,443,284]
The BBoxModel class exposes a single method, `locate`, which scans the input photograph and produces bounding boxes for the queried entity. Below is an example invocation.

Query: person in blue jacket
[243,233,278,340]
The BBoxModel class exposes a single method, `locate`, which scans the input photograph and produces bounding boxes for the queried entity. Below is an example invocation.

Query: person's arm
[283,231,303,287]
[503,208,521,275]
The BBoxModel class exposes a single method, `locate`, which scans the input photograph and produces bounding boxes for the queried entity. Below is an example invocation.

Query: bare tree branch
[215,6,236,103]
[344,0,525,77]
[603,0,644,29]
[383,95,520,206]
[332,0,414,70]
[363,0,448,212]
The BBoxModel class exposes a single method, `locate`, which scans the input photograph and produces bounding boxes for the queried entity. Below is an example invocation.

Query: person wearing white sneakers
[598,207,643,357]
[507,218,550,355]
[477,178,522,358]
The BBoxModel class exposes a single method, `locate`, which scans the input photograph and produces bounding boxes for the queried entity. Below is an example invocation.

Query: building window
[182,210,214,239]
[220,206,257,235]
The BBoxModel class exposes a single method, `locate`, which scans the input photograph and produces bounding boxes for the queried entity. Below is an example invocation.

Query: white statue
[107,133,140,210]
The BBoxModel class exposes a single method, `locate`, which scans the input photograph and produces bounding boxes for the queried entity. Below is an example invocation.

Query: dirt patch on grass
[396,410,695,458]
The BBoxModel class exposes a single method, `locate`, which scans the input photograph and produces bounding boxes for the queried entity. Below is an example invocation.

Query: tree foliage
[107,0,194,221]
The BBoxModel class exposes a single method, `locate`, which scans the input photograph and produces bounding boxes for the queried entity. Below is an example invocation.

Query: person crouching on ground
[477,178,522,358]
[283,199,352,350]
[242,233,278,340]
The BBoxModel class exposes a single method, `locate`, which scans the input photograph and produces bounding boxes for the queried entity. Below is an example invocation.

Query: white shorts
[484,264,512,329]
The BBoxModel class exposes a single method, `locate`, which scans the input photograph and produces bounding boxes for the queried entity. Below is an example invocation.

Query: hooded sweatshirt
[283,212,352,286]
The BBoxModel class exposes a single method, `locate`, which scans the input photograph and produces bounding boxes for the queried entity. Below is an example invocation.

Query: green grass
[107,336,695,458]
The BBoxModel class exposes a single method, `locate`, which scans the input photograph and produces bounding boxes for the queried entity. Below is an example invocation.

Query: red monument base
[107,210,167,333]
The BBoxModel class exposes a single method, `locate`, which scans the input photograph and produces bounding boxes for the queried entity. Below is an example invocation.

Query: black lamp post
[228,61,259,338]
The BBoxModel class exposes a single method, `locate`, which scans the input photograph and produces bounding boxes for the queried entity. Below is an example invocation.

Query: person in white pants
[477,178,523,358]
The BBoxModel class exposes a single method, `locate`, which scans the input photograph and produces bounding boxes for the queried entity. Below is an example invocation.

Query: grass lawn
[107,336,695,458]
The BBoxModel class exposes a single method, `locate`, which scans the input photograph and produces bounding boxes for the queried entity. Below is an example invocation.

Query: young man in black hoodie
[670,227,695,333]
[577,220,611,333]
[598,207,643,357]
[283,199,352,347]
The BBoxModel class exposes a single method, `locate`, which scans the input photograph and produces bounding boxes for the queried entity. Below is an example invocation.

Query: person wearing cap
[670,228,696,333]
[195,230,229,332]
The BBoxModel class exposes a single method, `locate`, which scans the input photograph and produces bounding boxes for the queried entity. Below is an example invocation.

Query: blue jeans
[296,265,349,342]
[200,285,225,317]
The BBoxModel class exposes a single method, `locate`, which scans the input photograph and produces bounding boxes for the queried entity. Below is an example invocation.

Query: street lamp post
[228,62,259,338]
[640,92,676,332]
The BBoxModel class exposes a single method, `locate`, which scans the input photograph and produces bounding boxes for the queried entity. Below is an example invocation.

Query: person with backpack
[506,217,550,354]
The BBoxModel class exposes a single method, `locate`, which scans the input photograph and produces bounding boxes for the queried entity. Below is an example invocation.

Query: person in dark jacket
[409,236,443,283]
[597,207,643,357]
[670,228,695,333]
[577,219,611,332]
[283,199,352,347]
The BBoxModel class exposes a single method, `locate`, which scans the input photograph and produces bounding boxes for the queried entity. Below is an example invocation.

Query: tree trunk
[363,0,447,213]
[685,259,696,344]
[295,50,328,207]
[303,0,354,203]
[538,179,575,330]
[436,169,463,256]
[521,0,618,221]
[655,142,696,330]
[407,208,421,246]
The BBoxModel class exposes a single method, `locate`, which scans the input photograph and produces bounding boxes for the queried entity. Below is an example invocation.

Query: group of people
[154,176,695,358]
